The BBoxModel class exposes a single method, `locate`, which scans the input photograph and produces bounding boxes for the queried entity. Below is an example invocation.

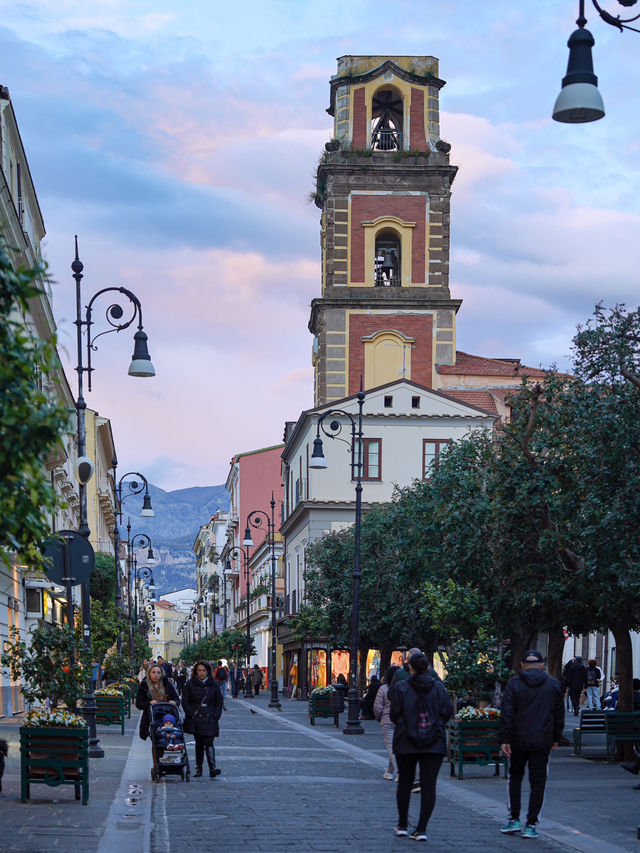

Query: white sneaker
[383,772,395,780]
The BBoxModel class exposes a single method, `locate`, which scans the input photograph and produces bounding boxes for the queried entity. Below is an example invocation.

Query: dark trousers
[254,685,260,696]
[194,736,215,767]
[508,747,550,825]
[569,688,582,713]
[396,753,443,832]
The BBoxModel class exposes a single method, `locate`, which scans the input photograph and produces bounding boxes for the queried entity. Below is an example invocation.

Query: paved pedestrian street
[1,697,639,852]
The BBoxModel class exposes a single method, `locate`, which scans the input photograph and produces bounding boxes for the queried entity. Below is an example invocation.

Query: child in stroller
[156,713,184,753]
[150,702,190,781]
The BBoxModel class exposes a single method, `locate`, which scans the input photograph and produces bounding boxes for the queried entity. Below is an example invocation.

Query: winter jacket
[389,672,453,756]
[181,675,223,739]
[499,669,564,751]
[374,683,393,726]
[563,662,587,692]
[135,677,180,740]
[250,667,264,687]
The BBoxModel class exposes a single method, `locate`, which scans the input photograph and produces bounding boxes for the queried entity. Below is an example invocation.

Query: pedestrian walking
[250,664,264,696]
[499,649,565,839]
[585,659,602,710]
[135,663,180,741]
[174,661,188,695]
[359,674,381,720]
[389,652,453,842]
[374,664,400,781]
[563,655,587,716]
[213,660,229,706]
[181,660,223,778]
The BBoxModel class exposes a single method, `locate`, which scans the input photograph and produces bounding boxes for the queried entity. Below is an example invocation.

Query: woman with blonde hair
[135,663,180,741]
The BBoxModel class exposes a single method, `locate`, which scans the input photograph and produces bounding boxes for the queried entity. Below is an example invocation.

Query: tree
[90,552,117,604]
[89,599,127,665]
[0,234,68,570]
[1,624,91,708]
[180,629,255,665]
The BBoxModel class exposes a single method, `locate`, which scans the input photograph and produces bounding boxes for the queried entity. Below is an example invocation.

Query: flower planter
[111,684,132,718]
[20,725,89,804]
[93,695,125,734]
[308,690,342,728]
[448,719,508,780]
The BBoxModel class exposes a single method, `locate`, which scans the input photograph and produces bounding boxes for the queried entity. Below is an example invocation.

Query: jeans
[508,747,550,825]
[396,753,443,832]
[219,681,227,701]
[586,685,601,710]
[380,722,397,776]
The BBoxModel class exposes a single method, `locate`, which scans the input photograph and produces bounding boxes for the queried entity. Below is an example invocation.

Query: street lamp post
[553,0,640,123]
[308,386,366,735]
[128,532,156,661]
[71,237,155,759]
[243,493,281,709]
[228,545,253,698]
[111,465,154,651]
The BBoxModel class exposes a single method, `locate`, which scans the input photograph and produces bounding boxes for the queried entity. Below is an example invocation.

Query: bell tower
[309,55,461,405]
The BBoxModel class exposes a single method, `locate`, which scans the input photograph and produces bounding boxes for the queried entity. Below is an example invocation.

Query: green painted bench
[605,712,640,760]
[573,711,607,755]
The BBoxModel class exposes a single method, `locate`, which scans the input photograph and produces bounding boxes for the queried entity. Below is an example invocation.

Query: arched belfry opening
[375,229,401,286]
[371,87,404,151]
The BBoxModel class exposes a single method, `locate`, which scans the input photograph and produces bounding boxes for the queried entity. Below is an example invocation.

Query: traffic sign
[43,531,95,586]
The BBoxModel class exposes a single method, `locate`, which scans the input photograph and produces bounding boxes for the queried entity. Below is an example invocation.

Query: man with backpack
[213,660,229,708]
[389,653,452,842]
[499,650,565,839]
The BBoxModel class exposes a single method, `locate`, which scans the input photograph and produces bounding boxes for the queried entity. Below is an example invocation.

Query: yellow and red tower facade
[309,55,461,405]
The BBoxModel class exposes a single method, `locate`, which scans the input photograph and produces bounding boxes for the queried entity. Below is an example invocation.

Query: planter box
[93,695,125,734]
[20,726,89,805]
[448,719,508,780]
[308,692,342,728]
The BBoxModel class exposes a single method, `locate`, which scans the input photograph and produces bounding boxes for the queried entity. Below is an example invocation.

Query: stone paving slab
[0,712,139,853]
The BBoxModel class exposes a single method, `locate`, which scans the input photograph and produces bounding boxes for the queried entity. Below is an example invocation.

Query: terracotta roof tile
[443,389,499,416]
[438,351,546,378]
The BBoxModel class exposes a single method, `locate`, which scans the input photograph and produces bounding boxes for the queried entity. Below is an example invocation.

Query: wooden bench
[573,711,607,755]
[605,712,640,760]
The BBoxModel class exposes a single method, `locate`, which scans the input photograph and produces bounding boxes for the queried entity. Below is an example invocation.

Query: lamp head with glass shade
[309,436,328,469]
[242,527,253,547]
[553,24,605,123]
[141,492,154,517]
[146,546,156,565]
[128,329,156,378]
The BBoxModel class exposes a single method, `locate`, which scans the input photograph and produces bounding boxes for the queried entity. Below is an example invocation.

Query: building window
[357,438,381,481]
[423,439,450,479]
[412,396,420,409]
[375,230,401,287]
[384,395,393,408]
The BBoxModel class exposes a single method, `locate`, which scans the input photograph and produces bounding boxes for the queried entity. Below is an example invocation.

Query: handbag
[183,694,206,735]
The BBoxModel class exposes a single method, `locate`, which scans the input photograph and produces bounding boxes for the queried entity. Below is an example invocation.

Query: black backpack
[406,687,441,747]
[586,666,600,687]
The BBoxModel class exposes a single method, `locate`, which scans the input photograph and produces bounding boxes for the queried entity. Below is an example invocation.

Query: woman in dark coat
[359,674,381,719]
[390,653,453,841]
[181,660,223,777]
[135,663,180,741]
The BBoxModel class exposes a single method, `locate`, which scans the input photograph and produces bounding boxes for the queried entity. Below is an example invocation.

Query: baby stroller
[149,702,190,783]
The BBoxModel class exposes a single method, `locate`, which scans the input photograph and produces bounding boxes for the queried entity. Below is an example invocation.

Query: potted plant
[308,685,342,727]
[93,686,126,734]
[1,625,91,804]
[448,706,506,780]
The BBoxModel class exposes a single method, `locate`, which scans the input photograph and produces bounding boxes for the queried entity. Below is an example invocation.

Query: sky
[3,1,640,491]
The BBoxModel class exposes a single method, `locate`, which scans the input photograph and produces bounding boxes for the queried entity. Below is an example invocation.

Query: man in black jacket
[499,650,564,839]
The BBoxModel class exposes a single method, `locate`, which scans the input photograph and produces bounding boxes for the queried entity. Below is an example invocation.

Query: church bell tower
[309,55,461,405]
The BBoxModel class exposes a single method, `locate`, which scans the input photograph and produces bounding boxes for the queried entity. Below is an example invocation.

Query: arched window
[371,87,403,151]
[375,229,401,287]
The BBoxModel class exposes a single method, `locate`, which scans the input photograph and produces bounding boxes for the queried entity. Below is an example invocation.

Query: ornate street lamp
[228,544,253,698]
[309,385,366,735]
[128,532,155,660]
[111,465,154,650]
[243,494,282,709]
[553,0,640,122]
[71,237,155,759]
